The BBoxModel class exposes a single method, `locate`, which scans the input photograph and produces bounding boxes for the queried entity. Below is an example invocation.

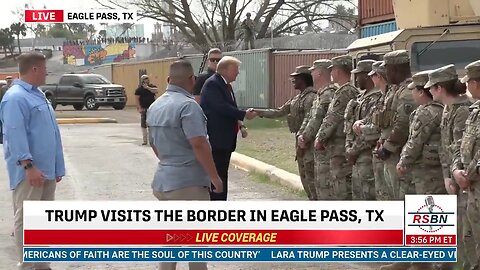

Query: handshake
[245,108,263,120]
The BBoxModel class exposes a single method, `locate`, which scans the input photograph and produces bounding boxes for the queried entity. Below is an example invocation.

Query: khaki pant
[154,186,210,270]
[13,179,56,270]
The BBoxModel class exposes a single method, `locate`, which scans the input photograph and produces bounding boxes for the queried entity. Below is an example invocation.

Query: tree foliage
[0,28,15,57]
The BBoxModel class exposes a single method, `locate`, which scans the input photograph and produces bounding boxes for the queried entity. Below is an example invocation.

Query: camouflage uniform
[345,60,381,200]
[426,65,476,270]
[398,71,445,195]
[258,66,317,200]
[315,55,359,200]
[298,59,337,200]
[453,61,480,269]
[373,51,417,200]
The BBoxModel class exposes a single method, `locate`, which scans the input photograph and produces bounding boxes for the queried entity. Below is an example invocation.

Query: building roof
[18,37,67,47]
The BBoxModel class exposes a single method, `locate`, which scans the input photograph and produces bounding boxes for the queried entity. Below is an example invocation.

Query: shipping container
[0,72,19,80]
[225,49,272,109]
[359,0,395,25]
[272,50,347,108]
[360,20,398,38]
[112,58,175,106]
[185,49,273,109]
[90,63,114,82]
[184,54,206,75]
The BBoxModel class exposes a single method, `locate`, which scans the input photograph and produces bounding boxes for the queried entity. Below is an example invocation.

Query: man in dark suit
[200,56,257,200]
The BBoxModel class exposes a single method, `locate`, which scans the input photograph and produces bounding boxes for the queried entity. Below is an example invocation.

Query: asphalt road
[0,120,381,269]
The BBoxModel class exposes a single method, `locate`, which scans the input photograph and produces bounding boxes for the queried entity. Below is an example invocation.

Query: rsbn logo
[408,196,455,233]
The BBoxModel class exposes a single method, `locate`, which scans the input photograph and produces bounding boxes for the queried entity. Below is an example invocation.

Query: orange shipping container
[112,58,176,106]
[359,0,395,25]
[272,50,347,108]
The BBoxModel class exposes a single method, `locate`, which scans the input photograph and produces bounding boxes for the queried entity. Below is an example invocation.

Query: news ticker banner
[23,247,457,263]
[24,9,137,23]
[23,195,456,247]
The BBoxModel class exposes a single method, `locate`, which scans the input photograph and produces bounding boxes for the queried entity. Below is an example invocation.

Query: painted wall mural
[63,43,135,66]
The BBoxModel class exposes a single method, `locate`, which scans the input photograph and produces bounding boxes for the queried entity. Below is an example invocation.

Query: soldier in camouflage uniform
[394,72,443,270]
[426,64,476,270]
[314,55,359,200]
[396,70,445,196]
[297,60,337,200]
[344,60,381,200]
[353,61,390,200]
[373,50,417,202]
[377,51,417,270]
[256,66,317,200]
[451,60,480,270]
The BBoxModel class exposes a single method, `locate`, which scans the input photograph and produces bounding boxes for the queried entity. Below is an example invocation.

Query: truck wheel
[73,104,84,111]
[112,103,126,110]
[84,96,99,111]
[46,95,57,110]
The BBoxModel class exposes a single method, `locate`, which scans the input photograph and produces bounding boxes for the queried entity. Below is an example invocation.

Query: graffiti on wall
[63,43,135,66]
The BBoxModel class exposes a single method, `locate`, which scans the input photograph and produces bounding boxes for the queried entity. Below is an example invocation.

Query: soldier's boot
[142,128,148,145]
[379,262,411,270]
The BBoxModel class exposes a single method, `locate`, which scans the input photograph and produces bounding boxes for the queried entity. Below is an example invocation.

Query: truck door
[57,76,74,103]
[70,76,85,102]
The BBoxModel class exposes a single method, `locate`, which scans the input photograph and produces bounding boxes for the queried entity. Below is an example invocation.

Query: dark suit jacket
[193,68,215,96]
[200,73,246,152]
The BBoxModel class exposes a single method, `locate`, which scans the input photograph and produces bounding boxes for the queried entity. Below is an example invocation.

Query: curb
[231,152,303,192]
[56,118,118,124]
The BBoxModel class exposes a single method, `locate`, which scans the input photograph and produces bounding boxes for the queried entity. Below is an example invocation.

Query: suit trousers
[210,150,232,201]
[14,179,56,270]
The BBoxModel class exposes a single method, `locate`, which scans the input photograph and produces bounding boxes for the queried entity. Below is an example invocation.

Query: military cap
[352,60,375,74]
[368,61,386,76]
[461,60,480,83]
[328,55,353,69]
[424,64,458,88]
[308,59,332,71]
[380,50,410,66]
[140,74,149,81]
[290,65,311,76]
[408,70,431,89]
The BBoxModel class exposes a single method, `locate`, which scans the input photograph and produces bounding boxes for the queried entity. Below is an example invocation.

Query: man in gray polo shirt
[147,60,223,269]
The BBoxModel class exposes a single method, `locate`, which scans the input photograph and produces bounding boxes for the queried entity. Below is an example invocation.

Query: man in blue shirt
[0,52,65,270]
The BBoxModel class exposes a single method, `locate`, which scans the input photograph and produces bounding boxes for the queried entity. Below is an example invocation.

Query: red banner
[24,229,404,246]
[25,10,64,22]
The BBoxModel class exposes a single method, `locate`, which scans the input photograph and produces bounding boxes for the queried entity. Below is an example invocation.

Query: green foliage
[0,28,15,56]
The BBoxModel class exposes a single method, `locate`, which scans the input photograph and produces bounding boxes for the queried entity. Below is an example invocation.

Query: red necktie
[227,84,240,134]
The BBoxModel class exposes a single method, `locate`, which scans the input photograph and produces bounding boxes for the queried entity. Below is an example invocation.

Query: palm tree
[10,22,27,54]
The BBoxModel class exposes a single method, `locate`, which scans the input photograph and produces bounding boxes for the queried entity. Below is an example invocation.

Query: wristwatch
[23,162,33,170]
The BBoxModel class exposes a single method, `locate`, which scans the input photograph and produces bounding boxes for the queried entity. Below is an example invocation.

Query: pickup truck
[41,74,127,110]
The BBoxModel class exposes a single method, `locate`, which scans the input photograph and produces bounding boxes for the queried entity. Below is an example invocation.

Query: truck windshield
[411,39,480,71]
[82,75,111,84]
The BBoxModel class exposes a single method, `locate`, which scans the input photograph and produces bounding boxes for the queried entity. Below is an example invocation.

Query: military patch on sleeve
[404,104,414,115]
[334,99,341,108]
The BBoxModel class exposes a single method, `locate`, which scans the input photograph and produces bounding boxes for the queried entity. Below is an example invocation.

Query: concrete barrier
[231,152,303,191]
[57,118,117,124]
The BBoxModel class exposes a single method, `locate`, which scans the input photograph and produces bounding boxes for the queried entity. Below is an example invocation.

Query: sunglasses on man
[209,58,222,63]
